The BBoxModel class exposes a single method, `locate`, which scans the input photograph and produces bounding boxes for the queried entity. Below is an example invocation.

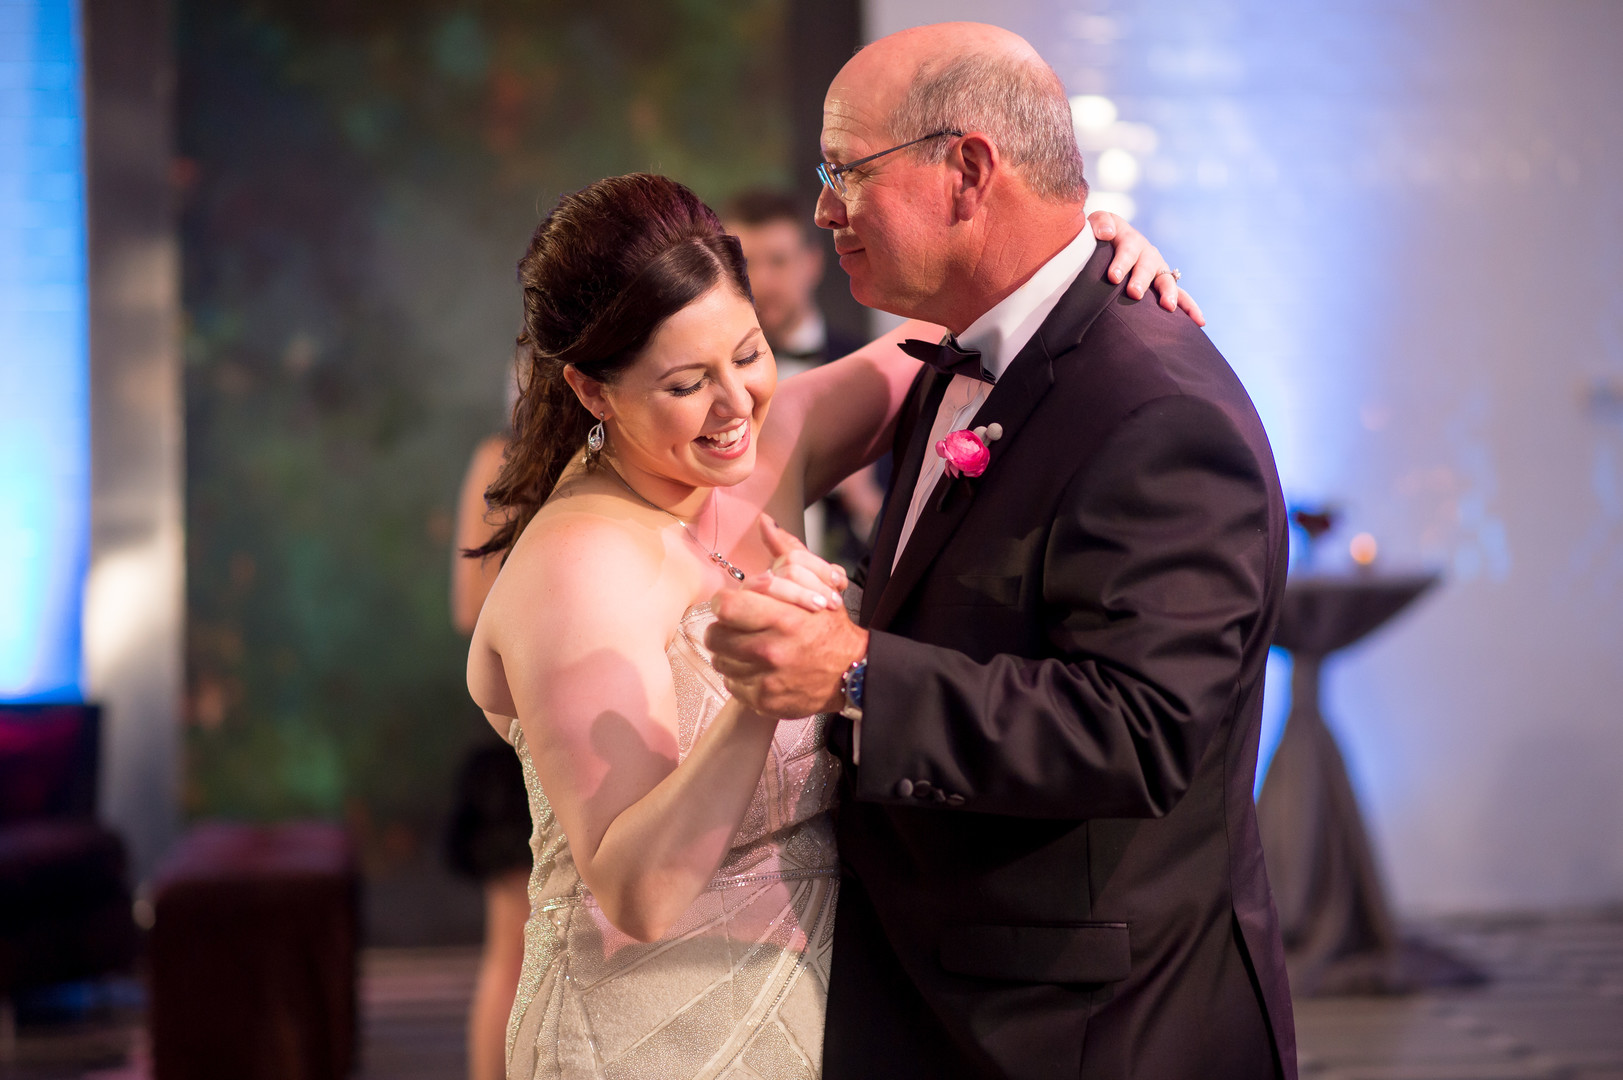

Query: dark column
[788,0,866,341]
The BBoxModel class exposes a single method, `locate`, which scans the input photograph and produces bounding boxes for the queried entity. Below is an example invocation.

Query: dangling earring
[586,412,606,463]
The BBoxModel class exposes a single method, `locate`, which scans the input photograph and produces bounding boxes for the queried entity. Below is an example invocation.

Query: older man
[708,22,1295,1080]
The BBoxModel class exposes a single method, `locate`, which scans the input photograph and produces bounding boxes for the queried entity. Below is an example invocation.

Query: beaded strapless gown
[506,602,842,1080]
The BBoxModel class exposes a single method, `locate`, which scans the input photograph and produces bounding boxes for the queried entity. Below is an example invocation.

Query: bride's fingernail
[812,594,828,609]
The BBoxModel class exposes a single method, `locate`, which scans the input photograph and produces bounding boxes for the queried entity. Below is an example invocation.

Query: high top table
[1256,572,1480,995]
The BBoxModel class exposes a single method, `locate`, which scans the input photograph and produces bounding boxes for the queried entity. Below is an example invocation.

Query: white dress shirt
[774,310,828,380]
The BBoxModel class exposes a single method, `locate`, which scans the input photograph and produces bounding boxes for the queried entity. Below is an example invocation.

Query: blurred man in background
[723,188,863,374]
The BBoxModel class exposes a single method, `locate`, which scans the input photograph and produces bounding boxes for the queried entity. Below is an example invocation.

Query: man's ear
[561,364,610,421]
[950,133,999,221]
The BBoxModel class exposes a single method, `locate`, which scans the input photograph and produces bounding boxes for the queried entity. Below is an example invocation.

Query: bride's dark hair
[471,174,752,559]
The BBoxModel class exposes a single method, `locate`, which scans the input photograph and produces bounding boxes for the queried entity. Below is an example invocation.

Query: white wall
[867,0,1623,913]
[84,0,184,878]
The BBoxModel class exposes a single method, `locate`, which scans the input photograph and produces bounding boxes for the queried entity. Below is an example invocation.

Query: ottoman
[148,822,359,1080]
[0,819,137,992]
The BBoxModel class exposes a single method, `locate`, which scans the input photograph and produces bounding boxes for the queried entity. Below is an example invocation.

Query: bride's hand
[743,516,847,612]
[1089,211,1206,327]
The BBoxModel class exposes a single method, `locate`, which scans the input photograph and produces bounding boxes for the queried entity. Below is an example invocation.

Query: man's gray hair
[889,51,1087,202]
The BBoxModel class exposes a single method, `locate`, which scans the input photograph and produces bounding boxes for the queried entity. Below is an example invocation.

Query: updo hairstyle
[471,174,751,559]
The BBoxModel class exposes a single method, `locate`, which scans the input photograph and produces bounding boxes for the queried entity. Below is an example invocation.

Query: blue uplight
[0,0,89,701]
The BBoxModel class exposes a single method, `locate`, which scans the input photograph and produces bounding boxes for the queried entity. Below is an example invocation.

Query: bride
[465,173,1192,1078]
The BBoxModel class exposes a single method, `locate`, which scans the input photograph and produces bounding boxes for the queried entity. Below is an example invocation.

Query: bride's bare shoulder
[467,491,694,735]
[467,500,651,704]
[492,499,664,617]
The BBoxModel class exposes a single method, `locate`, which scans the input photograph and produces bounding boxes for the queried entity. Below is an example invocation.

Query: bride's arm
[764,212,1201,504]
[471,518,780,943]
[764,318,938,508]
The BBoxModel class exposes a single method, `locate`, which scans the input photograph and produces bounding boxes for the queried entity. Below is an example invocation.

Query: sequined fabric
[507,602,842,1079]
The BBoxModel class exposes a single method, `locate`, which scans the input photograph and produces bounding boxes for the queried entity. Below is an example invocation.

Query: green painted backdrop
[179,0,790,940]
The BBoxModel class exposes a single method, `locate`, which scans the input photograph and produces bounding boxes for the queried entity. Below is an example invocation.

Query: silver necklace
[603,463,746,581]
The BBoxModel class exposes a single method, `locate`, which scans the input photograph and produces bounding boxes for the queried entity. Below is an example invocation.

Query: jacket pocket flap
[939,923,1130,984]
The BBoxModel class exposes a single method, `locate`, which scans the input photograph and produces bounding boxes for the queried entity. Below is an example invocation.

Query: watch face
[843,657,866,714]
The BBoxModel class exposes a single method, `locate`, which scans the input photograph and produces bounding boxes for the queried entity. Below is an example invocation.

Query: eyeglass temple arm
[819,128,965,184]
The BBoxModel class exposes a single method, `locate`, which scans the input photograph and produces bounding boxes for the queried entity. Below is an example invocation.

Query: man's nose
[815,184,846,230]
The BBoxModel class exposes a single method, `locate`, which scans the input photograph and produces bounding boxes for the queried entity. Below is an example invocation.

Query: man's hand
[705,518,868,718]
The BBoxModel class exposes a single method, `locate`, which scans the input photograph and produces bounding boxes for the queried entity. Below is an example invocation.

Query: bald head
[850,22,1040,80]
[833,23,1086,202]
[816,22,1091,326]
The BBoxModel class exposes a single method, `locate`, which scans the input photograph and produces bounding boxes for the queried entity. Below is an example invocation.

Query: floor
[0,950,477,1080]
[1,909,1619,1079]
[352,948,477,1080]
[1294,911,1623,1080]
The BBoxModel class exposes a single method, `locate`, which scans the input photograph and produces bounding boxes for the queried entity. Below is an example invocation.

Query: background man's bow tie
[899,336,993,384]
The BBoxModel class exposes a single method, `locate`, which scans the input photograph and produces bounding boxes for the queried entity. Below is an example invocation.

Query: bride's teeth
[703,425,745,448]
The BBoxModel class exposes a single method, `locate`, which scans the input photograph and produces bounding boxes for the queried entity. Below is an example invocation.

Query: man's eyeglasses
[816,129,964,199]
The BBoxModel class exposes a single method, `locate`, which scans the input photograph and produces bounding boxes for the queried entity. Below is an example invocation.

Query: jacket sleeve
[853,394,1275,819]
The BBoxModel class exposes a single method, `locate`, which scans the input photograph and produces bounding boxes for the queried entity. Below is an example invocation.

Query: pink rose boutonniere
[935,423,1003,479]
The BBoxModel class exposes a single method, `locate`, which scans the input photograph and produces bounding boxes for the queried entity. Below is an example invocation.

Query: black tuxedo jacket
[824,241,1296,1080]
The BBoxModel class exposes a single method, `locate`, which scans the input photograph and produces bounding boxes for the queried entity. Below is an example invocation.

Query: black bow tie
[898,336,993,384]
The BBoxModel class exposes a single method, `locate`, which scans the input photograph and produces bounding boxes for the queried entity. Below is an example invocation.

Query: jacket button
[894,779,914,798]
[912,780,934,796]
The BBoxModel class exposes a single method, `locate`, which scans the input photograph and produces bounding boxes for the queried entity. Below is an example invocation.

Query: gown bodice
[507,602,841,1079]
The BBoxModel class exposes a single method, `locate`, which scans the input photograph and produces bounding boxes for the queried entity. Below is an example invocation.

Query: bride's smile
[695,418,749,455]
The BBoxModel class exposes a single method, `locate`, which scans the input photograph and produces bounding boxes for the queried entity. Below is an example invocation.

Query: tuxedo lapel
[861,369,950,626]
[868,240,1126,632]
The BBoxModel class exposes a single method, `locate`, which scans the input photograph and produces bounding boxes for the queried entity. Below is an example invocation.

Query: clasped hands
[704,516,869,719]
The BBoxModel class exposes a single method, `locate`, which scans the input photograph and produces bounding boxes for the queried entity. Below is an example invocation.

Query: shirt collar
[956,220,1096,382]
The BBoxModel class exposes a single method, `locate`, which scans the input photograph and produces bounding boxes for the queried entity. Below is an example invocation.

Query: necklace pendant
[712,554,746,581]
